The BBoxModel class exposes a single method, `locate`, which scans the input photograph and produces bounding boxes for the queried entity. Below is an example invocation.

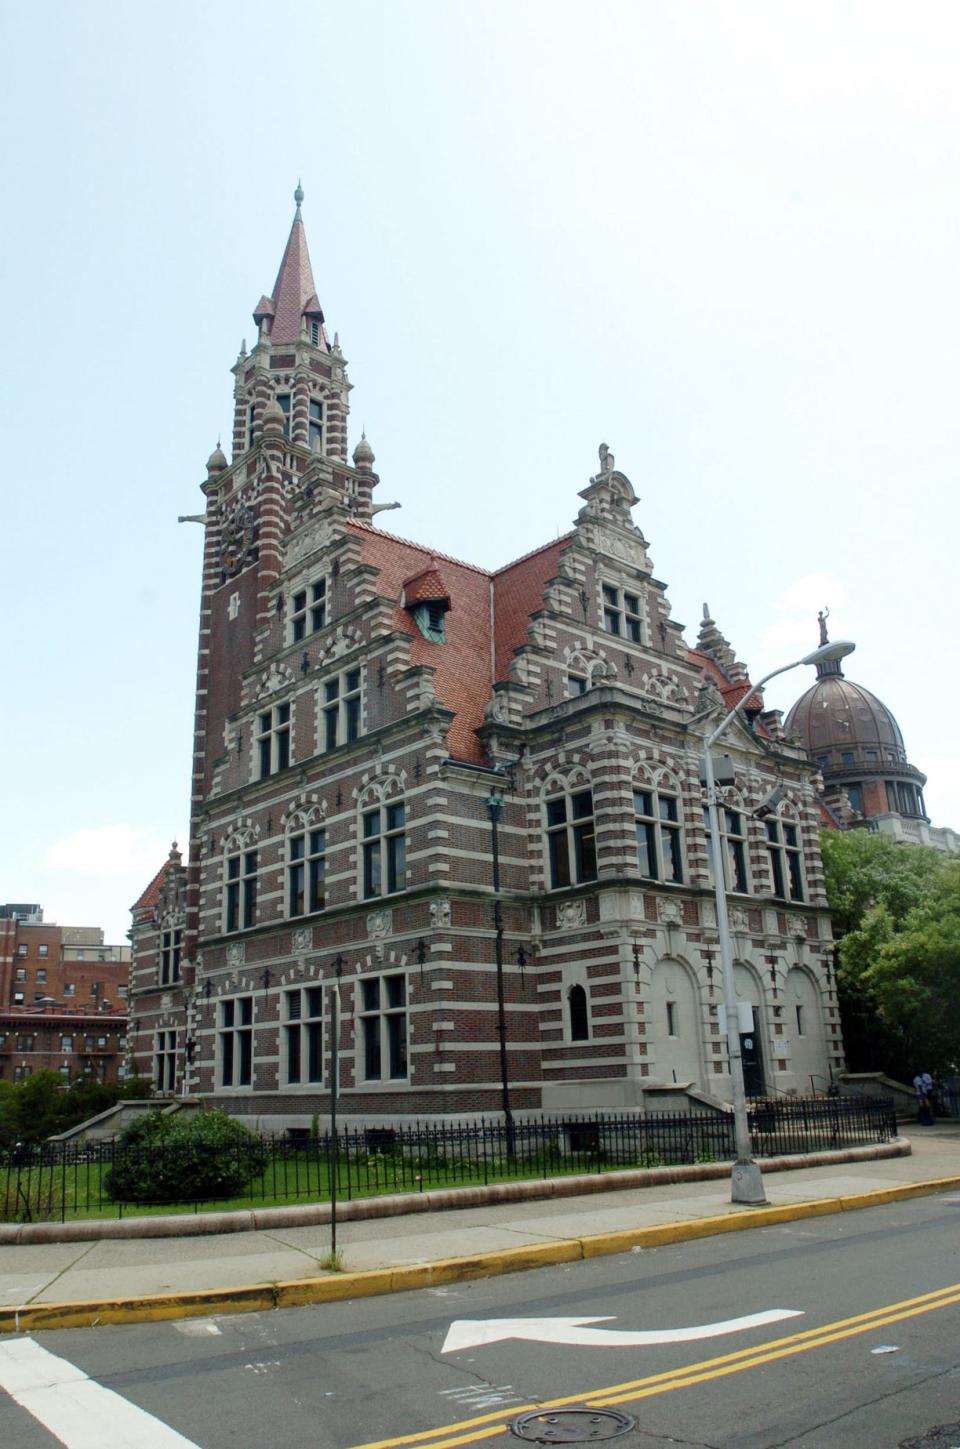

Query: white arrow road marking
[0,1337,201,1449]
[442,1308,804,1354]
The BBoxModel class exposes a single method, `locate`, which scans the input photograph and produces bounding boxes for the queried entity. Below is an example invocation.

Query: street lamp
[702,637,855,1205]
[486,788,516,1156]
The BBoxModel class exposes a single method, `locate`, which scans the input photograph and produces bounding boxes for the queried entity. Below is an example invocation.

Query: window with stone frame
[308,397,323,450]
[276,392,291,438]
[601,584,643,642]
[290,577,327,641]
[288,827,326,916]
[322,668,361,751]
[257,702,291,778]
[224,849,258,932]
[545,785,597,888]
[159,923,182,985]
[765,817,805,902]
[284,985,324,1085]
[362,799,406,898]
[567,670,589,697]
[702,804,750,894]
[155,1029,177,1093]
[568,983,590,1041]
[634,783,684,883]
[247,403,256,451]
[358,973,408,1081]
[219,996,253,1087]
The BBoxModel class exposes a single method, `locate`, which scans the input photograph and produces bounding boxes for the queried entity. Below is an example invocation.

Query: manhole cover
[900,1426,960,1449]
[511,1407,636,1442]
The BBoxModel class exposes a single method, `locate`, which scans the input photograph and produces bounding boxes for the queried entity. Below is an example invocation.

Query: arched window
[569,984,590,1041]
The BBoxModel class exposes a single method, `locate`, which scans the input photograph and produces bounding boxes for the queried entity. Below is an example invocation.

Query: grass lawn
[0,1145,671,1224]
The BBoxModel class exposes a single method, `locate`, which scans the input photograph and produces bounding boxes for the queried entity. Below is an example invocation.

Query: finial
[294,179,304,218]
[702,602,711,620]
[818,607,830,646]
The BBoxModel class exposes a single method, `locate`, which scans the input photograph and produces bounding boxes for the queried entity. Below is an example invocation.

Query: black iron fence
[0,1097,897,1224]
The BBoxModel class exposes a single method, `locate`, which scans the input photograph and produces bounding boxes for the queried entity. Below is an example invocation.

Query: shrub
[105,1110,267,1204]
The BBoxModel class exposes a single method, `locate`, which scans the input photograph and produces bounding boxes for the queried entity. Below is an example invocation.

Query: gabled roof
[131,861,166,914]
[347,523,493,763]
[492,536,572,681]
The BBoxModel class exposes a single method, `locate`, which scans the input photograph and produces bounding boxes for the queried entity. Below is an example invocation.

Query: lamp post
[703,637,855,1205]
[486,788,516,1157]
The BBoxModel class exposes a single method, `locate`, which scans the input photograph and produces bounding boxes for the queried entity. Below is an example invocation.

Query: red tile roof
[492,537,572,681]
[402,562,450,605]
[347,523,493,763]
[688,648,758,712]
[131,862,166,914]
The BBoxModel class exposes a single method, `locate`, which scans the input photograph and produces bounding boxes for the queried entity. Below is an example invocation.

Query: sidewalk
[2,1127,959,1332]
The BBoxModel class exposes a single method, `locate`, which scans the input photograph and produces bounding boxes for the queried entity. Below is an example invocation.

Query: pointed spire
[253,183,328,347]
[696,603,748,682]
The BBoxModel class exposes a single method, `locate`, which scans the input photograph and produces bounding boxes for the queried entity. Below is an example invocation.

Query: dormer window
[309,399,323,451]
[276,393,291,439]
[310,320,321,345]
[412,601,447,643]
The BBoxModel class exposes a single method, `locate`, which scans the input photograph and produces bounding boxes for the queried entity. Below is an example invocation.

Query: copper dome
[785,674,908,770]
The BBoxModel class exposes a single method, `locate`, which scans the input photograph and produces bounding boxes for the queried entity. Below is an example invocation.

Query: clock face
[220,506,257,576]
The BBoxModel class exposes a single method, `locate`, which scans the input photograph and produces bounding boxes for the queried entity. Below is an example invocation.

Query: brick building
[0,908,129,1084]
[129,188,842,1127]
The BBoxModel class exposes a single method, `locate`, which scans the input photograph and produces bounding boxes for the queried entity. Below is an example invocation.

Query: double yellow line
[352,1281,960,1449]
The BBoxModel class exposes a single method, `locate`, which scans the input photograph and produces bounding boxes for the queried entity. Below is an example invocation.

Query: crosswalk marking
[0,1337,201,1449]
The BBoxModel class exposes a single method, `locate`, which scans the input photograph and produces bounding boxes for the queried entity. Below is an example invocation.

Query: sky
[2,1,957,943]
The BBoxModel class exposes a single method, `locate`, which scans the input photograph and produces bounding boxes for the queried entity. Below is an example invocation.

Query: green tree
[821,830,960,1080]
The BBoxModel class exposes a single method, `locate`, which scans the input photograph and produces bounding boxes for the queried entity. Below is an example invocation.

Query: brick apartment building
[129,188,842,1128]
[0,906,129,1084]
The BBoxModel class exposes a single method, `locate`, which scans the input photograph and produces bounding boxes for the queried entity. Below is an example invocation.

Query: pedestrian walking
[913,1071,934,1125]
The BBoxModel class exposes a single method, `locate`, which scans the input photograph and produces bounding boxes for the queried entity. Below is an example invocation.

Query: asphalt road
[2,1194,960,1449]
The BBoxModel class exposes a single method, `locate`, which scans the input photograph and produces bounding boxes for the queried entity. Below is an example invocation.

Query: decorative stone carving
[226,942,245,968]
[788,917,808,943]
[367,909,391,938]
[430,899,451,928]
[291,927,312,954]
[729,908,750,935]
[284,518,334,568]
[556,900,586,929]
[659,898,682,927]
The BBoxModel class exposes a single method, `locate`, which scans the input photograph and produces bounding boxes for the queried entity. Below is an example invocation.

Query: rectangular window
[64,982,75,997]
[61,1035,73,1052]
[160,925,182,985]
[766,819,804,902]
[546,789,597,888]
[219,996,253,1087]
[284,985,324,1085]
[38,944,49,959]
[276,392,291,438]
[36,968,46,984]
[602,585,643,643]
[257,702,291,778]
[17,945,26,957]
[359,973,408,1081]
[704,807,750,893]
[323,668,361,751]
[154,1029,177,1092]
[362,801,406,898]
[666,1001,678,1037]
[567,672,588,697]
[14,967,26,982]
[247,403,256,451]
[225,851,258,932]
[288,829,326,916]
[634,789,683,883]
[291,577,327,641]
[309,398,323,451]
[795,1004,805,1036]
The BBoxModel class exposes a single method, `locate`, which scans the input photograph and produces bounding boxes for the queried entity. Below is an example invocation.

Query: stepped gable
[688,647,759,714]
[346,521,493,763]
[491,537,572,682]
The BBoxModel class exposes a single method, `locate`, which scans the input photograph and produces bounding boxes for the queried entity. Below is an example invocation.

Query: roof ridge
[492,533,575,577]
[345,521,492,577]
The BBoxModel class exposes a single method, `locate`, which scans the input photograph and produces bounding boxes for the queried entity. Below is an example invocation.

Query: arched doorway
[650,960,703,1087]
[733,963,766,1098]
[787,966,825,1092]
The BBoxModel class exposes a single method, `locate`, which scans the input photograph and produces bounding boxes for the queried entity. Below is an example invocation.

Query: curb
[3,1170,958,1335]
[0,1139,911,1245]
